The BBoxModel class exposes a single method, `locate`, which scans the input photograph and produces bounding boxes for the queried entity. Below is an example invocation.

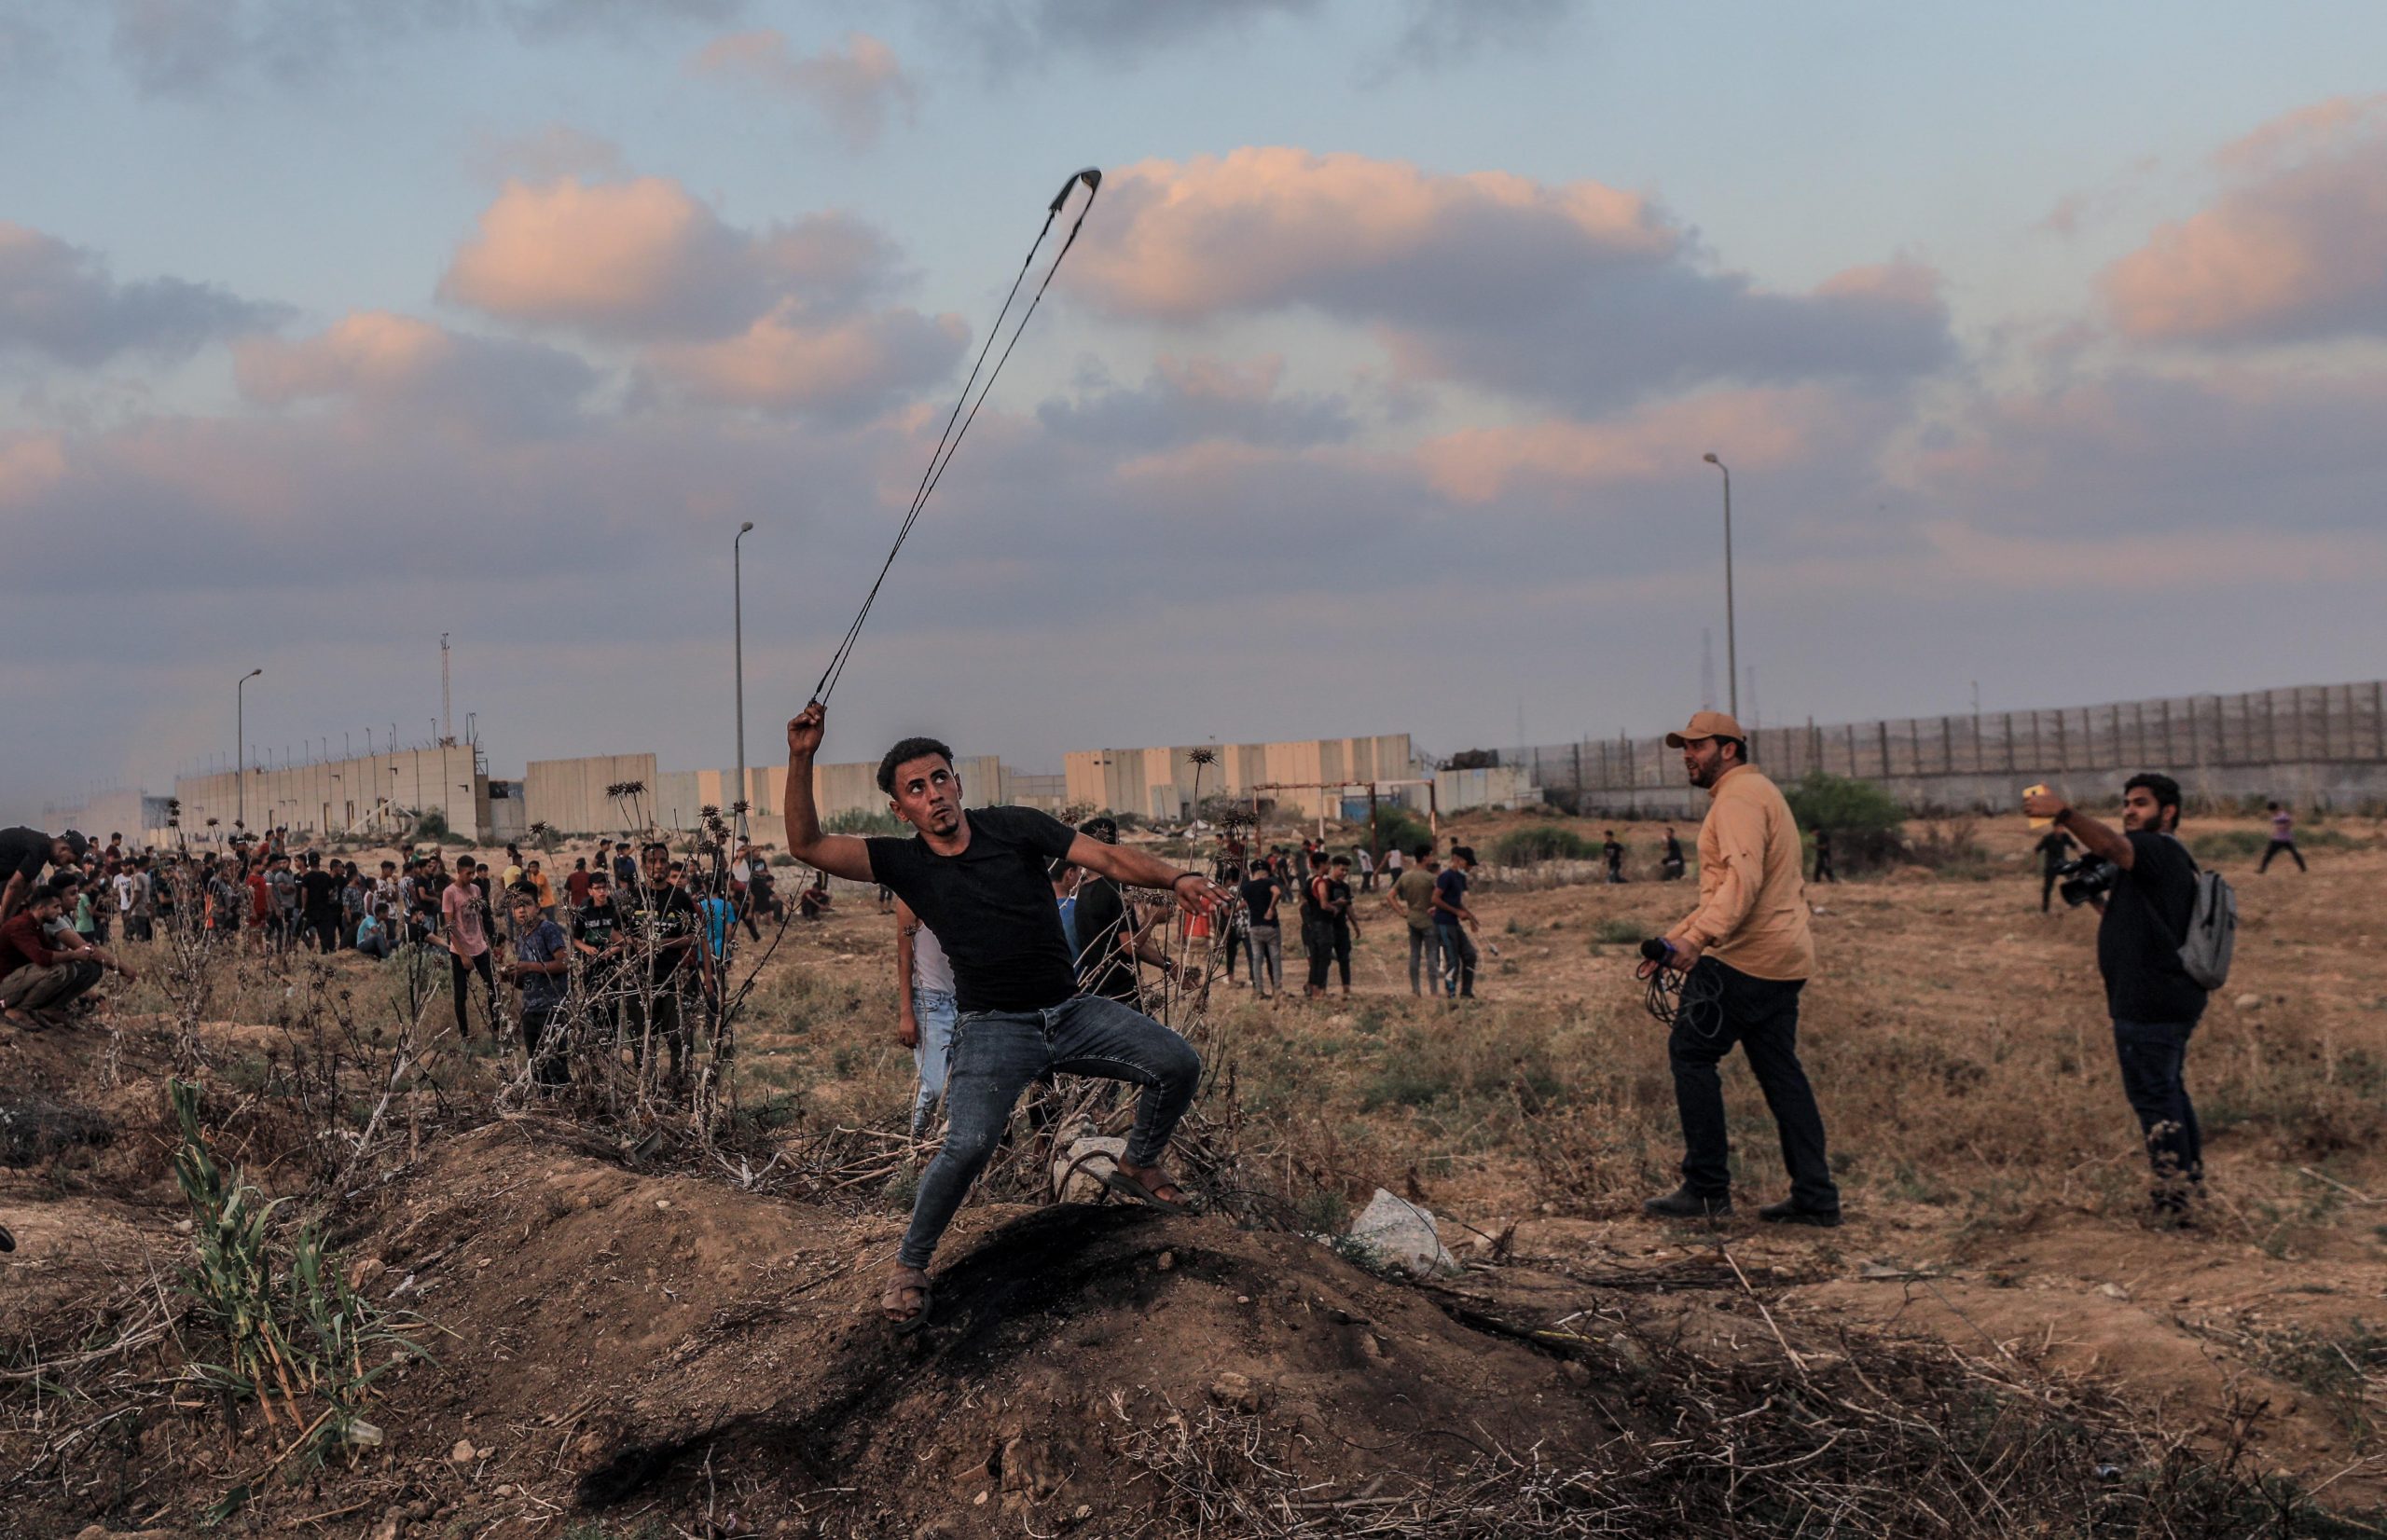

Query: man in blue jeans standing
[783,701,1224,1330]
[2023,773,2211,1217]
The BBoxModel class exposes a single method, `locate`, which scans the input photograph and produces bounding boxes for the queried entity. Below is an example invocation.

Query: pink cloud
[2103,97,2387,343]
[642,302,964,412]
[1415,384,1871,502]
[1067,148,1950,412]
[236,310,454,401]
[437,175,910,345]
[1069,147,1667,322]
[440,176,738,335]
[234,310,596,434]
[687,29,916,148]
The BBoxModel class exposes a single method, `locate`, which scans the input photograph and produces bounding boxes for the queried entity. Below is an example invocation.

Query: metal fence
[1501,681,2387,811]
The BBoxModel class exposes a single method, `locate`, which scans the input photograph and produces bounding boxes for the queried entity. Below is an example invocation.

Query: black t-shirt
[573,900,623,974]
[626,884,699,984]
[0,828,51,886]
[1239,875,1281,925]
[865,805,1079,1014]
[1326,876,1353,926]
[2036,830,2077,873]
[2097,831,2207,1025]
[299,871,341,912]
[1071,875,1139,1004]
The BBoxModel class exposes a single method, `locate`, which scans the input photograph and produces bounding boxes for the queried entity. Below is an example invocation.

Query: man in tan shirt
[1642,711,1841,1227]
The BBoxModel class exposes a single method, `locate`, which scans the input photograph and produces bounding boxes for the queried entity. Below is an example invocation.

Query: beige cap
[1664,709,1747,749]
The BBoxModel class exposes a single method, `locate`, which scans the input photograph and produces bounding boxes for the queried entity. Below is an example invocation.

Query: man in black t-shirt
[623,842,704,1083]
[1238,862,1284,997]
[2023,774,2210,1214]
[1069,817,1176,1006]
[572,869,628,1042]
[297,852,343,955]
[0,828,85,925]
[783,702,1224,1329]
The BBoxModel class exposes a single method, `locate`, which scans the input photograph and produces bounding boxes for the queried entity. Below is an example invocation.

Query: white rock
[1347,1189,1461,1277]
[1054,1136,1128,1203]
[2234,994,2263,1012]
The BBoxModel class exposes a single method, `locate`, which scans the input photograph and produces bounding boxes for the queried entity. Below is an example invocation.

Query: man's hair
[1716,736,1745,763]
[642,841,669,859]
[2267,800,2281,811]
[2124,772,2185,823]
[1078,816,1118,844]
[1412,842,1433,859]
[509,883,540,902]
[380,860,395,872]
[48,872,81,896]
[877,736,957,796]
[1330,855,1349,867]
[1453,846,1477,865]
[454,857,476,872]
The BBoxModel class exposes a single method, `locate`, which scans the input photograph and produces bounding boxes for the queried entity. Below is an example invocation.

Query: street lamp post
[734,521,755,844]
[1702,453,1738,720]
[236,668,262,830]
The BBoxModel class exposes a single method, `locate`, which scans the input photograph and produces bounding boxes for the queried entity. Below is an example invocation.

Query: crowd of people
[0,821,799,1089]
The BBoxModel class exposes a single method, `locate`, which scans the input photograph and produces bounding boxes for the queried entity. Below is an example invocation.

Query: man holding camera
[2021,775,2208,1216]
[1643,711,1841,1227]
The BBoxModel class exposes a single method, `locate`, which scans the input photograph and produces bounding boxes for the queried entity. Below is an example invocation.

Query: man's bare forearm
[2058,808,2133,867]
[783,754,823,856]
[1083,840,1186,890]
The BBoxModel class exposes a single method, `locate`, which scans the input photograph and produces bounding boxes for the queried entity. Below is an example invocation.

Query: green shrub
[1358,803,1432,859]
[1783,773,1908,872]
[1493,825,1593,865]
[825,807,904,835]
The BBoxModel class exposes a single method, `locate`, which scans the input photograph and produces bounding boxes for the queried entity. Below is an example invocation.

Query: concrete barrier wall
[1498,681,2387,817]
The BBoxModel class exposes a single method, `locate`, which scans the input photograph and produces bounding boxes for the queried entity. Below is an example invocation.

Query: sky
[7,0,2387,825]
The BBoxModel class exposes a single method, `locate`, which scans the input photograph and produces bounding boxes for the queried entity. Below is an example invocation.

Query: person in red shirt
[0,887,102,1029]
[245,861,272,956]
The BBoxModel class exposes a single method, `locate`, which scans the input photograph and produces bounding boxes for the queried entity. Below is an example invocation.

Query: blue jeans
[2113,1019,2202,1197]
[910,986,959,1135]
[898,994,1201,1269]
[1435,920,1476,997]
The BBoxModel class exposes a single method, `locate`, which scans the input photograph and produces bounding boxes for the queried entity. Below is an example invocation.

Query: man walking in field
[1385,844,1441,997]
[1644,711,1840,1228]
[782,701,1221,1330]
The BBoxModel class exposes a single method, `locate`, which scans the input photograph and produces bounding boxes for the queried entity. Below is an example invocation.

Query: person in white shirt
[892,898,959,1138]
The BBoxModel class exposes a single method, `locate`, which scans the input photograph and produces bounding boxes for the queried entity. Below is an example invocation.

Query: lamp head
[1702,452,1720,465]
[739,521,755,533]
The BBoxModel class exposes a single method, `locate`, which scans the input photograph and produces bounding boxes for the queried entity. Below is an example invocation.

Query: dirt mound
[342,1128,1589,1533]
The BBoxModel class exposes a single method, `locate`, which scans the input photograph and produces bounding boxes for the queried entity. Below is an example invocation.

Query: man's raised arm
[783,702,877,885]
[1066,832,1223,914]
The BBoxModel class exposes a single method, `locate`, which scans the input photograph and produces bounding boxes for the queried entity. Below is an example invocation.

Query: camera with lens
[2054,855,2119,908]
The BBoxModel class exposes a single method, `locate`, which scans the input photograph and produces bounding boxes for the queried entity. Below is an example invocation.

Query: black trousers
[2113,1018,2201,1198]
[1304,920,1334,992]
[521,1003,569,1086]
[2041,870,2061,911]
[304,908,341,954]
[2258,839,2305,873]
[1812,852,1836,883]
[448,949,496,1036]
[1669,958,1838,1212]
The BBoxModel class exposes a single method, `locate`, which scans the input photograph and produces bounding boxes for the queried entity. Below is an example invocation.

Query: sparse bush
[1494,825,1593,865]
[1357,803,1431,859]
[1589,916,1643,945]
[2190,826,2358,861]
[825,807,904,835]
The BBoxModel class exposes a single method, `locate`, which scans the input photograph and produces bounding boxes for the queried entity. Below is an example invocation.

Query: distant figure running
[2035,826,2078,913]
[1810,826,1837,885]
[1660,826,1687,882]
[2259,802,2306,873]
[782,703,1223,1331]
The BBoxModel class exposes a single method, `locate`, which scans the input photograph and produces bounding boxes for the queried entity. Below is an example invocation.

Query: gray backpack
[2157,835,2235,990]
